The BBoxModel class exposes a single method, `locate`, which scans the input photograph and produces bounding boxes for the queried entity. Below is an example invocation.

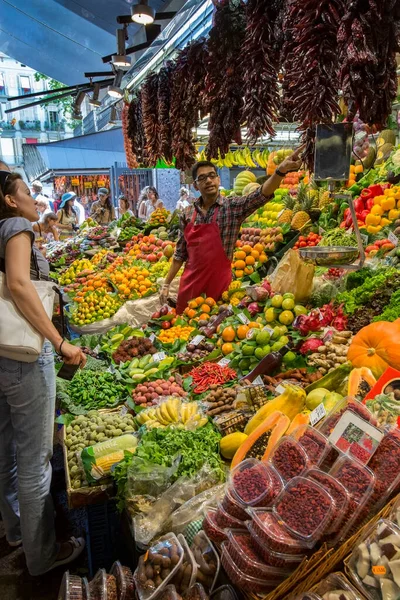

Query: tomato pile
[293,232,322,249]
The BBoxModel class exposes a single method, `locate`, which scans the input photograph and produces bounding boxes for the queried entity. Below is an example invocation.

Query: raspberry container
[110,562,135,600]
[229,458,275,507]
[203,508,228,546]
[329,455,375,543]
[269,437,310,482]
[273,476,334,546]
[89,569,107,600]
[347,519,400,600]
[364,428,400,519]
[246,508,308,554]
[215,503,246,530]
[221,487,248,521]
[105,574,117,600]
[58,571,83,600]
[225,529,292,582]
[313,572,364,600]
[220,544,275,595]
[306,468,350,537]
[246,521,306,569]
[290,425,330,466]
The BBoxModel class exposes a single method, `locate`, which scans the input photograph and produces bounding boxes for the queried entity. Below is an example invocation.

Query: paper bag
[269,249,315,303]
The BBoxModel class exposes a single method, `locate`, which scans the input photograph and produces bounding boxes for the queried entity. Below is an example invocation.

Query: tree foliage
[34,73,81,129]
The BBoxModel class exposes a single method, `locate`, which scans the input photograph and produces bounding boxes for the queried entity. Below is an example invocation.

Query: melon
[242,183,261,196]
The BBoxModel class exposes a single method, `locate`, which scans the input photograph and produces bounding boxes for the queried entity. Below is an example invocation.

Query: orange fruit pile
[232,243,267,278]
[183,296,217,322]
[158,324,195,344]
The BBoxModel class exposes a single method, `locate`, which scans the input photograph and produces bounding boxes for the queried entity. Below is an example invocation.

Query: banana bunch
[136,398,208,430]
[195,148,270,169]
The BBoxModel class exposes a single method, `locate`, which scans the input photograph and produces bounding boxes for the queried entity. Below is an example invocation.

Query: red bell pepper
[360,189,373,200]
[366,198,375,211]
[360,210,369,221]
[339,220,346,228]
[375,239,390,248]
[343,207,351,218]
[369,184,384,197]
[354,197,365,213]
[366,245,379,253]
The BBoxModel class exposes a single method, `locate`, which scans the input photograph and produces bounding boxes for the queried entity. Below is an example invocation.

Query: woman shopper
[0,171,86,575]
[90,187,115,225]
[57,192,79,239]
[33,211,60,243]
[145,186,164,221]
[118,194,133,218]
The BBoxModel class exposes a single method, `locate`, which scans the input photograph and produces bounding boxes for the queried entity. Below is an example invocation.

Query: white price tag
[149,333,156,343]
[319,227,326,235]
[263,326,274,335]
[153,351,166,361]
[253,375,263,385]
[237,312,250,325]
[310,402,327,426]
[94,345,101,354]
[218,357,230,367]
[346,227,353,235]
[360,234,368,245]
[119,406,128,416]
[191,335,205,346]
[389,231,399,246]
[275,384,286,394]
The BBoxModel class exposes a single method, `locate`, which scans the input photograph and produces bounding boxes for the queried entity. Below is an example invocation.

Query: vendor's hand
[278,145,305,174]
[159,283,170,305]
[60,341,87,367]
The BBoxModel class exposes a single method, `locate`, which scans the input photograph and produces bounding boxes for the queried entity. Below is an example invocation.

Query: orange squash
[348,367,377,400]
[286,412,310,436]
[347,321,400,378]
[231,411,289,468]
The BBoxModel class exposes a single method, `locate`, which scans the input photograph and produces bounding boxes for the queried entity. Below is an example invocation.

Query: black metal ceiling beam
[7,77,114,102]
[102,24,161,63]
[116,12,176,24]
[84,71,115,78]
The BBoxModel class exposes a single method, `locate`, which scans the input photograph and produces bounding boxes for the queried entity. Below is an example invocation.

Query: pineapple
[293,182,307,213]
[319,190,331,209]
[291,193,313,230]
[278,194,296,224]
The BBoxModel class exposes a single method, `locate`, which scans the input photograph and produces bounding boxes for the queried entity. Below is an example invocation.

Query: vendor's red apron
[176,207,232,314]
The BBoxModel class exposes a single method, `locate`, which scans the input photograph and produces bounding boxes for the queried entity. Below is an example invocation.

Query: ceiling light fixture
[131,0,155,25]
[72,90,86,119]
[107,71,124,99]
[89,83,101,107]
[112,28,131,69]
[108,106,117,125]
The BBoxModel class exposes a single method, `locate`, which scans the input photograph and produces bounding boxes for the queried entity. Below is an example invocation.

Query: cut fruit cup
[245,509,308,555]
[246,521,306,569]
[215,503,246,530]
[306,468,350,538]
[313,572,364,600]
[203,508,229,546]
[229,458,274,507]
[290,425,330,467]
[110,561,135,600]
[347,519,400,600]
[269,437,310,482]
[272,476,334,548]
[58,571,83,600]
[221,487,248,521]
[225,529,292,581]
[220,544,276,596]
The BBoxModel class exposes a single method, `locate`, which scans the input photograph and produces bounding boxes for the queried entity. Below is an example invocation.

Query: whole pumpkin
[347,321,400,378]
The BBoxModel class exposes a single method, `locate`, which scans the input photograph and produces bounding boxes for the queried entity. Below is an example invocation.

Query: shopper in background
[80,195,91,219]
[137,188,149,220]
[72,195,85,226]
[90,187,115,225]
[160,147,304,312]
[145,186,164,221]
[176,187,191,212]
[0,171,86,575]
[31,180,54,212]
[118,195,133,218]
[33,212,60,243]
[36,198,51,217]
[56,192,79,239]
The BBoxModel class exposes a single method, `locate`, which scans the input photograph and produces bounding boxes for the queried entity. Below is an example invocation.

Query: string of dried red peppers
[241,0,283,143]
[282,0,344,170]
[122,101,138,169]
[141,71,161,166]
[337,0,400,127]
[127,96,148,167]
[157,62,175,165]
[205,0,246,160]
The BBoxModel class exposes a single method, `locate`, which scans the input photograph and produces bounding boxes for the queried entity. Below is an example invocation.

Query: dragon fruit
[248,302,262,316]
[299,338,324,355]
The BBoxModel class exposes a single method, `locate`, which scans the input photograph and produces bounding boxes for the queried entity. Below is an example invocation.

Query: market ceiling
[0,0,184,85]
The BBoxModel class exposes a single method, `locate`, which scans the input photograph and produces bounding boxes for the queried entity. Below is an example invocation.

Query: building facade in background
[0,52,74,167]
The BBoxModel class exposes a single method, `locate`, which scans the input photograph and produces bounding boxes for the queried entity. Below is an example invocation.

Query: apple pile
[239,227,262,246]
[124,234,175,263]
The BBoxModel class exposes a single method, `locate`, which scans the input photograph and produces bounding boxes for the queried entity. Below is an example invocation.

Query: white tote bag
[0,253,56,362]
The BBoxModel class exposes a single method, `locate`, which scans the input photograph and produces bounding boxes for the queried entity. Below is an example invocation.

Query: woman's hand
[60,341,87,367]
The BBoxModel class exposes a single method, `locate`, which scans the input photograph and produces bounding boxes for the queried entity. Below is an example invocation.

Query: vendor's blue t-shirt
[0,217,49,277]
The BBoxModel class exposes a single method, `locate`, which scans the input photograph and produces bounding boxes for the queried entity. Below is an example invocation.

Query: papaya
[244,384,306,435]
[286,412,310,436]
[348,367,376,401]
[220,432,248,460]
[231,411,289,468]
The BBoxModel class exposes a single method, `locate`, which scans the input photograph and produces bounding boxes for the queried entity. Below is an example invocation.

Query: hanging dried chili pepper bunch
[122,101,138,169]
[127,96,148,166]
[337,0,400,127]
[241,0,283,143]
[170,39,208,172]
[282,0,345,170]
[157,61,175,165]
[141,71,161,166]
[205,0,246,160]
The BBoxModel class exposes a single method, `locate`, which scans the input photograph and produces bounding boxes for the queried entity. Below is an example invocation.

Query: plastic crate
[85,501,120,576]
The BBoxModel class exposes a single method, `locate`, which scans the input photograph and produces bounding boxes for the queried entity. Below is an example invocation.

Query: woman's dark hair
[63,198,76,217]
[147,186,159,200]
[43,212,57,226]
[0,173,23,219]
[119,196,130,210]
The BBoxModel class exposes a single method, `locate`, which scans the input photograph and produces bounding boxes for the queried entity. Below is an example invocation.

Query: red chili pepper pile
[189,362,237,394]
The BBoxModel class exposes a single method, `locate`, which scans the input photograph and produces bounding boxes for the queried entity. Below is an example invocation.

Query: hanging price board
[71,178,79,186]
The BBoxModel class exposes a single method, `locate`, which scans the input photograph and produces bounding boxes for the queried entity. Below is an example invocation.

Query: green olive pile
[65,410,136,489]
